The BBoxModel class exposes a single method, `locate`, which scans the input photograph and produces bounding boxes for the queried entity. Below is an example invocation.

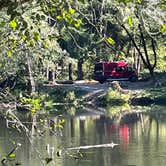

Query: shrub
[106,89,130,106]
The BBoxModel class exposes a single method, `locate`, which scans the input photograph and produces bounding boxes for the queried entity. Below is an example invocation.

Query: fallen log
[67,142,119,150]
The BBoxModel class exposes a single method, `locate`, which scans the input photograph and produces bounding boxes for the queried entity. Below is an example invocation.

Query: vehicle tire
[130,76,137,82]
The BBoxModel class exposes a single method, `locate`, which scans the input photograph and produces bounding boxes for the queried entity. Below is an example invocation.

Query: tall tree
[0,1,64,92]
[112,0,166,77]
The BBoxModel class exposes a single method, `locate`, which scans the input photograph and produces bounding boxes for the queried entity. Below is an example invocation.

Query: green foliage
[0,20,6,28]
[9,153,16,158]
[7,50,12,57]
[20,97,41,113]
[65,91,76,103]
[161,0,166,9]
[9,19,17,30]
[107,37,115,45]
[0,0,165,90]
[56,119,65,129]
[69,8,75,15]
[33,32,41,41]
[106,89,130,106]
[106,104,130,118]
[127,16,133,28]
[161,24,166,33]
[156,45,166,72]
[132,85,166,106]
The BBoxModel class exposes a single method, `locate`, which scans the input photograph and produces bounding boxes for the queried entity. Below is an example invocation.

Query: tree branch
[76,9,117,52]
[120,23,148,68]
[66,27,85,51]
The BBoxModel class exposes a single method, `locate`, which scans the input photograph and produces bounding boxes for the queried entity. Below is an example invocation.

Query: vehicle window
[116,66,125,72]
[127,67,133,71]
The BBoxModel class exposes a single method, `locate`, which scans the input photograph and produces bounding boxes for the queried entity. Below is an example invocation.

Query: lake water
[0,106,166,166]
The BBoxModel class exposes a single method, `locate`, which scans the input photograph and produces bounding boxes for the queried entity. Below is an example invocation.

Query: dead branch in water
[67,142,119,150]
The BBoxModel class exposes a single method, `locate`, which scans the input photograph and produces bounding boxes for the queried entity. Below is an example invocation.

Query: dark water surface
[0,107,166,166]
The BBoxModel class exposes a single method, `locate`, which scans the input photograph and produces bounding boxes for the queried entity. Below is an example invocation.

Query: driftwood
[67,142,119,150]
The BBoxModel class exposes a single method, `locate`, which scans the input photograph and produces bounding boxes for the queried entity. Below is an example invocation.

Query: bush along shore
[96,81,166,107]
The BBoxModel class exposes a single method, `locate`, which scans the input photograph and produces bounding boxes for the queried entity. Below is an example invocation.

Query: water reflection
[62,110,166,166]
[0,107,166,166]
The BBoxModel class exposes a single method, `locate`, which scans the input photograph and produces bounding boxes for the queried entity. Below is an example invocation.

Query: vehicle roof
[96,61,128,66]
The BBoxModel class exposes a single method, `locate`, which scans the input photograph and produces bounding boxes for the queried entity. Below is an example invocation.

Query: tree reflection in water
[0,106,166,166]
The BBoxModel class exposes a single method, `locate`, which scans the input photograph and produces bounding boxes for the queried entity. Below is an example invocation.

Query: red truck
[94,61,137,83]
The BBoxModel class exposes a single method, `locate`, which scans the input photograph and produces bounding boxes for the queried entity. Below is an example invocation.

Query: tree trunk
[133,48,141,76]
[52,70,56,83]
[46,64,49,80]
[77,58,84,80]
[26,53,35,94]
[149,67,154,78]
[69,63,73,81]
[120,23,157,79]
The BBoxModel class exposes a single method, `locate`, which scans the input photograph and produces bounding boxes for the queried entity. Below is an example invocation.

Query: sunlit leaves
[20,97,41,114]
[117,0,132,4]
[56,15,62,20]
[137,0,142,4]
[32,98,40,110]
[127,16,133,28]
[74,19,82,28]
[20,34,26,41]
[25,39,35,47]
[55,7,82,28]
[43,40,49,48]
[107,37,115,45]
[161,24,166,33]
[7,50,12,57]
[56,119,65,129]
[33,32,41,41]
[9,19,17,30]
[31,108,36,114]
[69,8,75,15]
[161,0,166,9]
[9,153,16,158]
